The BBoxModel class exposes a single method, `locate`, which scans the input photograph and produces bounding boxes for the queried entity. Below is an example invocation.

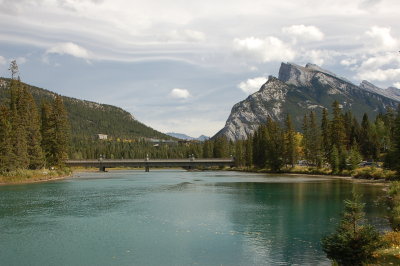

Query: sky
[0,0,399,137]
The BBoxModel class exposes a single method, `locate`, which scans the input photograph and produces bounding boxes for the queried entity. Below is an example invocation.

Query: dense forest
[218,100,400,176]
[0,61,69,172]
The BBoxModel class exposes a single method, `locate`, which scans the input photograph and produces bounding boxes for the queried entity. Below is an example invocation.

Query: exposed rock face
[387,87,400,100]
[360,81,400,101]
[215,62,400,141]
[215,77,289,141]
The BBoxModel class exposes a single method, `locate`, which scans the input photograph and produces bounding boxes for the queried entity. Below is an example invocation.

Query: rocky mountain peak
[214,62,400,141]
[387,86,400,96]
[360,81,400,101]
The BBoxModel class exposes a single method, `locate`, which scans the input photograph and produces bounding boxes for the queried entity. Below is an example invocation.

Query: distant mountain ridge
[215,62,400,141]
[0,78,172,140]
[166,132,209,141]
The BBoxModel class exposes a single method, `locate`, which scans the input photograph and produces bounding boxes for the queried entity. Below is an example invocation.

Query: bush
[352,167,397,180]
[386,182,400,231]
[322,193,384,265]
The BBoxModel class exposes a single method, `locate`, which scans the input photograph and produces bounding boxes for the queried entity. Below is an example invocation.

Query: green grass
[0,168,72,184]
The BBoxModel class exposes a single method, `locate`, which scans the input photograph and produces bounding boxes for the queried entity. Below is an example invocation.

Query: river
[0,170,388,265]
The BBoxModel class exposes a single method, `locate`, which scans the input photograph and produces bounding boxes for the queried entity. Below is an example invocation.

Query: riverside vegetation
[0,61,70,183]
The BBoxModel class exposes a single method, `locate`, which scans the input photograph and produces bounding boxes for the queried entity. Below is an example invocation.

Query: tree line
[206,100,400,175]
[0,61,69,172]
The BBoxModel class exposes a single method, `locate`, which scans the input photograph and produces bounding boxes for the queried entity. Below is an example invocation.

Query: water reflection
[0,171,388,266]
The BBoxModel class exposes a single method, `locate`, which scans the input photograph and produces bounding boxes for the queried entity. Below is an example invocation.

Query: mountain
[215,62,400,141]
[0,78,172,140]
[359,80,400,101]
[166,132,210,141]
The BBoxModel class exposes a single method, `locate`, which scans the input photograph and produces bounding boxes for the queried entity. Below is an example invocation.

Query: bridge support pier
[145,166,150,172]
[99,166,106,172]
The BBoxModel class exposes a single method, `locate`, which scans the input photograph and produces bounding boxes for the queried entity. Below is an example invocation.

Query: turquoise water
[0,171,388,265]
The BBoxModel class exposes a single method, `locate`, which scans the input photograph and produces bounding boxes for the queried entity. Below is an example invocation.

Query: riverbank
[229,165,398,183]
[0,168,72,185]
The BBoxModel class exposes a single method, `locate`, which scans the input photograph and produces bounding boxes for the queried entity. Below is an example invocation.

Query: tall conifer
[284,114,297,167]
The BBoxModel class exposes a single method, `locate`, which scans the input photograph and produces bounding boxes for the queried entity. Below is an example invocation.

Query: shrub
[322,192,384,265]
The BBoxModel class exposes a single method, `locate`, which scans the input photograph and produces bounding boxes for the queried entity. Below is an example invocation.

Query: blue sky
[0,0,399,137]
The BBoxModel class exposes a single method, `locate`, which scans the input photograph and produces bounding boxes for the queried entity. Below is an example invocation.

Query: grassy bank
[0,168,72,185]
[374,231,400,264]
[229,165,398,180]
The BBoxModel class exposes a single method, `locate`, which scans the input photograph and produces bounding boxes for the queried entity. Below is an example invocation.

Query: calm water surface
[0,170,388,265]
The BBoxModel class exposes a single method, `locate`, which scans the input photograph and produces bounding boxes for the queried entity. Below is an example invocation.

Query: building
[97,134,108,140]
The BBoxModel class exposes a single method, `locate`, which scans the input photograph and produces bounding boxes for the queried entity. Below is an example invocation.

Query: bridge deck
[66,158,235,171]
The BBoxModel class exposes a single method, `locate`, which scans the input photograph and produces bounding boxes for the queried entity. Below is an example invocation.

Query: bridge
[65,158,235,172]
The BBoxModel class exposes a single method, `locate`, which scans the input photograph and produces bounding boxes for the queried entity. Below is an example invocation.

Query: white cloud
[303,49,336,66]
[170,88,190,99]
[354,52,400,82]
[394,82,400,88]
[238,77,267,94]
[0,56,6,65]
[357,68,400,81]
[165,29,206,42]
[340,58,357,66]
[282,25,324,42]
[365,26,398,52]
[46,42,91,59]
[233,36,295,62]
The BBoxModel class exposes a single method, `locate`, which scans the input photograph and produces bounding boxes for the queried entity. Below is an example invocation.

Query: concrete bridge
[65,157,235,172]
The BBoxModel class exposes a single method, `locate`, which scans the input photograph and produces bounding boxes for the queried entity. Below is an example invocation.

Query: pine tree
[264,117,284,172]
[394,105,400,174]
[202,140,213,158]
[284,114,297,167]
[330,101,346,151]
[308,111,322,167]
[330,146,340,174]
[321,108,331,163]
[359,113,379,161]
[322,192,383,266]
[213,136,229,158]
[244,134,253,167]
[9,79,29,169]
[302,113,310,163]
[21,87,44,169]
[234,140,245,167]
[0,106,13,172]
[348,144,362,170]
[44,96,70,167]
[41,101,53,166]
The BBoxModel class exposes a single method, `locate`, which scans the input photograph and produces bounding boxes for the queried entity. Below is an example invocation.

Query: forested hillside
[0,78,171,141]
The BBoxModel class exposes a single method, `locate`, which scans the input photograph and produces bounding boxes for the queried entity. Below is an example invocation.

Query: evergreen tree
[213,136,229,158]
[46,95,70,166]
[330,146,340,174]
[321,108,331,163]
[41,101,53,166]
[284,114,297,167]
[393,105,400,174]
[308,111,322,167]
[0,106,12,172]
[322,192,383,266]
[359,113,379,160]
[234,140,245,167]
[264,117,285,172]
[348,144,362,170]
[9,79,29,169]
[244,134,253,167]
[21,87,44,169]
[202,140,213,158]
[302,113,310,163]
[330,101,346,151]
